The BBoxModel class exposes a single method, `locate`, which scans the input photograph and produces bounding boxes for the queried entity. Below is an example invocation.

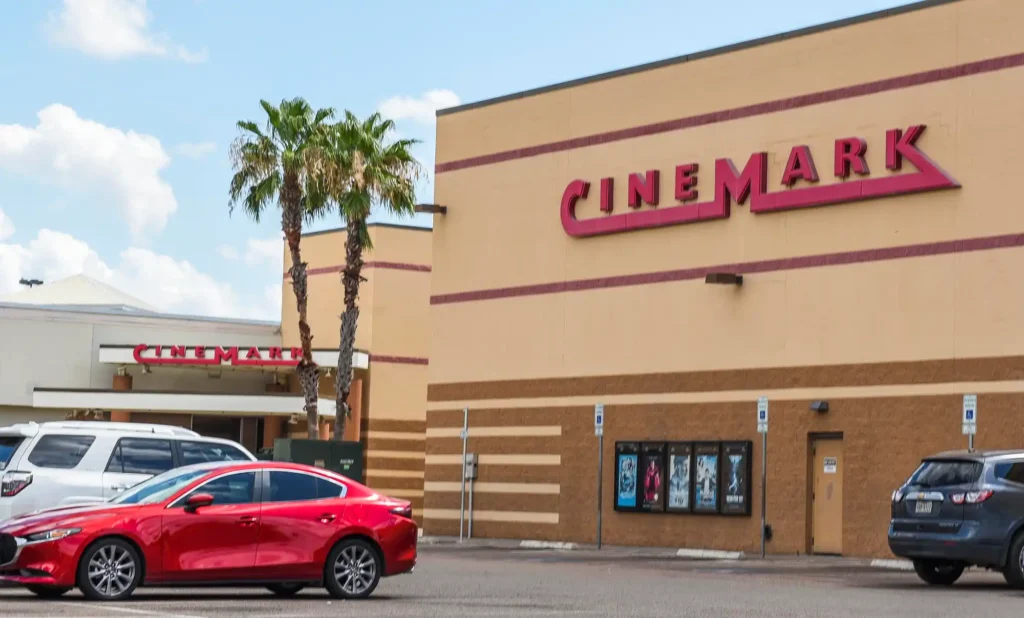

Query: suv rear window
[910,460,983,487]
[0,437,24,470]
[27,435,96,469]
[179,441,250,466]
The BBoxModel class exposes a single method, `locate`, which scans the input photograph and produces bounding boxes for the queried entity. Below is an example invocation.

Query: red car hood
[0,502,138,535]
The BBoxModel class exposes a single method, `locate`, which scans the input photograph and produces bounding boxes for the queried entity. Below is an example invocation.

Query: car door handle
[318,514,336,523]
[111,484,128,492]
[238,516,258,526]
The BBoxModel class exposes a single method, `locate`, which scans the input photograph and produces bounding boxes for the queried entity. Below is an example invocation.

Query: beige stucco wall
[430,0,1024,384]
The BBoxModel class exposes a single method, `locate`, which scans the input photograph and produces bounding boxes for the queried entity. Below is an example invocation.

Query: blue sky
[0,0,915,320]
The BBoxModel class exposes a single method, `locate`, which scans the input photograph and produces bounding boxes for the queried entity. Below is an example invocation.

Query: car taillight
[892,490,904,503]
[1,471,32,497]
[390,505,413,519]
[950,490,994,505]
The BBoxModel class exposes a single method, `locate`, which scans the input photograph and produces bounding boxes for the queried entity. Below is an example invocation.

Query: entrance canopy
[33,388,338,418]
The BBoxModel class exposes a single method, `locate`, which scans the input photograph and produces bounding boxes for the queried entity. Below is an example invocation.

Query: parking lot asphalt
[1,545,1023,617]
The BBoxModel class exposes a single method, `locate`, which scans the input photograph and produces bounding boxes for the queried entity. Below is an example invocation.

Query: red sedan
[0,461,416,601]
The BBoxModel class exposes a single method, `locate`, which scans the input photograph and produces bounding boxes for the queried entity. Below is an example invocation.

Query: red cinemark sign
[133,344,303,367]
[560,124,959,237]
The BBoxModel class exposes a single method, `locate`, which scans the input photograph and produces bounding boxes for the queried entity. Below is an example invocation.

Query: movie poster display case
[665,442,693,513]
[638,442,666,513]
[720,441,753,516]
[692,442,722,514]
[614,442,640,512]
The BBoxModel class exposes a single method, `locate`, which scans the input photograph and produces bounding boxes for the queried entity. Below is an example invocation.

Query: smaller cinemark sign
[560,124,959,237]
[133,344,303,367]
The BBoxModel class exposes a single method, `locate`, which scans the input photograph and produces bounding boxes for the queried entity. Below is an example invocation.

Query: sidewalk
[419,535,915,571]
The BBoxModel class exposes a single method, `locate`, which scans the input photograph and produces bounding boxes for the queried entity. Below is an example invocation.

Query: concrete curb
[519,540,580,551]
[676,548,744,560]
[870,559,914,571]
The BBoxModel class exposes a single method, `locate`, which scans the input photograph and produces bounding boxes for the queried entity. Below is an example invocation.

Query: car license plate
[915,500,933,514]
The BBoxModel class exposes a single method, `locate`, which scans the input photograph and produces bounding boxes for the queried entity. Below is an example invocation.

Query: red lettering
[212,346,238,364]
[559,180,590,233]
[715,153,767,214]
[886,125,925,171]
[834,137,869,178]
[600,178,613,213]
[194,346,206,358]
[290,348,302,360]
[132,344,148,363]
[268,347,283,360]
[675,164,699,201]
[169,345,186,358]
[627,170,659,208]
[246,347,262,360]
[781,145,819,186]
[153,345,163,357]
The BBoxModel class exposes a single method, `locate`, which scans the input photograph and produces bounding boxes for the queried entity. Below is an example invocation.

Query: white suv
[0,421,256,521]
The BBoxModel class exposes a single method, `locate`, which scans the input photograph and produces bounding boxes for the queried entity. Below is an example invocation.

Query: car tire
[25,584,72,598]
[1003,532,1024,589]
[266,583,305,597]
[913,559,964,586]
[76,538,143,601]
[324,538,382,600]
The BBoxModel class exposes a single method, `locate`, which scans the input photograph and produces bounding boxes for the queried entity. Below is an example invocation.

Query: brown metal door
[812,438,844,555]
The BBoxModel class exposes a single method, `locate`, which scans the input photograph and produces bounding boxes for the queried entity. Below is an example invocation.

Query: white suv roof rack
[36,421,199,437]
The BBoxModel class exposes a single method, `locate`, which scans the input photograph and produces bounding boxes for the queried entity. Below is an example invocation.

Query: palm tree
[229,97,336,435]
[325,112,421,440]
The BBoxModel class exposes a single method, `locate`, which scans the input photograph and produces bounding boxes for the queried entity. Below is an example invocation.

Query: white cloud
[378,89,461,124]
[0,225,276,321]
[219,237,283,271]
[0,209,13,241]
[217,245,239,261]
[45,0,208,63]
[0,104,177,239]
[173,141,216,159]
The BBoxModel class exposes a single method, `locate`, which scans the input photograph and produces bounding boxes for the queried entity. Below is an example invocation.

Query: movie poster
[666,442,692,512]
[693,442,720,513]
[614,442,639,511]
[639,442,666,512]
[721,441,752,516]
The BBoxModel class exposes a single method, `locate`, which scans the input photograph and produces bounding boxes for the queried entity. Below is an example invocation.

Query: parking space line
[54,603,208,618]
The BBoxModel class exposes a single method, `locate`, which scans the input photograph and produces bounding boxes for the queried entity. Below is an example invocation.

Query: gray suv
[888,450,1024,588]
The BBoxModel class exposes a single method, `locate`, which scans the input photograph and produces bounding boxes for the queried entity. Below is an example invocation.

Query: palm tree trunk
[334,217,365,440]
[281,173,319,435]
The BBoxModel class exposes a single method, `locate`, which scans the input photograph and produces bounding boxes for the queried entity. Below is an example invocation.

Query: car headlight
[25,528,82,543]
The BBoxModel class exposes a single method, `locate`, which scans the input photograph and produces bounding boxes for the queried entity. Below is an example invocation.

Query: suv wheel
[1003,532,1024,589]
[913,560,964,586]
[77,538,142,601]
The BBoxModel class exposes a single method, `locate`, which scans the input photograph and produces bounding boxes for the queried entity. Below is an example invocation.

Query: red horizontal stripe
[431,232,1024,305]
[284,261,431,280]
[370,354,429,366]
[435,51,1024,174]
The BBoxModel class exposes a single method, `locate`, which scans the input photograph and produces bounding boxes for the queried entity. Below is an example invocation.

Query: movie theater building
[282,222,432,515]
[424,0,1024,558]
[0,274,360,451]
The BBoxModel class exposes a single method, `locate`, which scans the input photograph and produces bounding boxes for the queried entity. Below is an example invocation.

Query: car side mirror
[184,492,214,513]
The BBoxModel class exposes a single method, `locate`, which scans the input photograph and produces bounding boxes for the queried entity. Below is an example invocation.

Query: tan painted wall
[431,0,1024,384]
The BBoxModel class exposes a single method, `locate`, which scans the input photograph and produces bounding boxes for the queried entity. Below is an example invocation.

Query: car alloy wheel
[78,539,141,601]
[325,539,381,600]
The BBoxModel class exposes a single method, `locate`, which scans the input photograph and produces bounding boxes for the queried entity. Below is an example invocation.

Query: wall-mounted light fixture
[415,203,447,215]
[704,272,743,286]
[810,400,829,414]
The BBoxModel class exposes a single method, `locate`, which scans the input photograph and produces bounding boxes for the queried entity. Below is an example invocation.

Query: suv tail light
[891,490,904,503]
[390,504,413,519]
[950,490,994,505]
[1,471,32,497]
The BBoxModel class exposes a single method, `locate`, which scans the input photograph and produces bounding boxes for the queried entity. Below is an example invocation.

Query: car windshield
[909,460,983,488]
[109,466,213,505]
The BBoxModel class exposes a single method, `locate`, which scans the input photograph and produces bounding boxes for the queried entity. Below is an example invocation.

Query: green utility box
[271,438,364,484]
